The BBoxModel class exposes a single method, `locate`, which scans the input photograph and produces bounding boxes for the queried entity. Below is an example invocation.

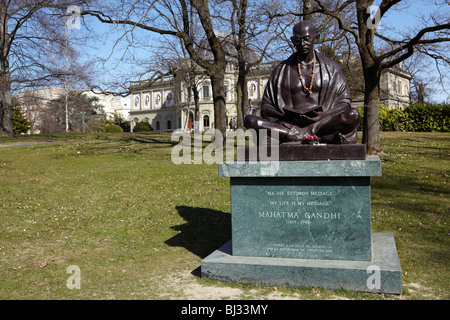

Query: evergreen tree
[11,99,31,134]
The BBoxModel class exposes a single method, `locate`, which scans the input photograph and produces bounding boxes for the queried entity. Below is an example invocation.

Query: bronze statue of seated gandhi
[244,21,360,145]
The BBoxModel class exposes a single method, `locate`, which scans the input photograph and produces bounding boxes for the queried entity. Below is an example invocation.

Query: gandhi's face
[291,23,317,59]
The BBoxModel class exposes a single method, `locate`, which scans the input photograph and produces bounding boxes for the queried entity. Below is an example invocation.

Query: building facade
[379,64,413,109]
[351,64,412,109]
[128,62,276,132]
[83,91,131,120]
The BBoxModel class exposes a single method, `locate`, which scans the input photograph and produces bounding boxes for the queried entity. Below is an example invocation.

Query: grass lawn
[0,131,448,300]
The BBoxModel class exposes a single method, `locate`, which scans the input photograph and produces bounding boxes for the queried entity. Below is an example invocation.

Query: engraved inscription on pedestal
[230,177,372,261]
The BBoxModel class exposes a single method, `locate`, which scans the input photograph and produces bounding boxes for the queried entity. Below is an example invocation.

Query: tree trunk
[303,0,314,21]
[236,77,243,129]
[417,82,425,103]
[362,67,383,154]
[356,0,384,155]
[235,0,248,129]
[0,74,13,137]
[235,62,248,129]
[192,0,227,138]
[0,0,13,137]
[210,69,226,138]
[65,90,69,132]
[193,87,200,132]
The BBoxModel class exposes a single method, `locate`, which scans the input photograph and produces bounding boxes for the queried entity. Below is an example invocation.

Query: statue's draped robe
[261,51,356,143]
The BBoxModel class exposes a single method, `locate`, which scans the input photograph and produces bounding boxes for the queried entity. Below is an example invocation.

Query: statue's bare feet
[285,125,308,142]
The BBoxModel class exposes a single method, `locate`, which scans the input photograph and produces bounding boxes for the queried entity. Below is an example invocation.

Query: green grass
[0,131,448,299]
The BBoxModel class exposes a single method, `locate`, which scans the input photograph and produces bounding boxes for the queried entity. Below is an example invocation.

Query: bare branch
[380,23,450,69]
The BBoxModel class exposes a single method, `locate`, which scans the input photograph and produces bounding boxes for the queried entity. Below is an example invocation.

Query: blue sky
[74,0,449,102]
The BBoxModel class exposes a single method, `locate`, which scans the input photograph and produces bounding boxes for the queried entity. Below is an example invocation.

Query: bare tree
[311,0,450,154]
[402,51,442,104]
[0,0,92,136]
[41,90,102,133]
[82,0,231,138]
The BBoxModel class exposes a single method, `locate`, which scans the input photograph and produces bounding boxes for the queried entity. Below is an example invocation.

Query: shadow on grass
[128,137,179,146]
[374,178,444,197]
[117,132,179,146]
[121,132,213,149]
[165,205,231,259]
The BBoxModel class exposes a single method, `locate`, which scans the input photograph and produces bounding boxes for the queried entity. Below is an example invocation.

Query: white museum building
[128,62,275,132]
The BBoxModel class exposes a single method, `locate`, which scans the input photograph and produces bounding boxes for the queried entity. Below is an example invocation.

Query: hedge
[403,103,450,132]
[104,124,124,133]
[133,121,153,132]
[356,103,449,132]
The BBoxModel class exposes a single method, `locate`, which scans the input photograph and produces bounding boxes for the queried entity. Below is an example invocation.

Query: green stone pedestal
[201,156,402,294]
[201,233,402,294]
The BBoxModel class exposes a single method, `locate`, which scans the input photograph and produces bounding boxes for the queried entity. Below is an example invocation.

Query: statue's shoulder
[269,53,296,76]
[275,53,296,69]
[315,51,343,72]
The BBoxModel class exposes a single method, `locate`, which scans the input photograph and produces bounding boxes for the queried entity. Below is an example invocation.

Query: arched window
[156,121,160,131]
[203,115,210,128]
[167,120,172,130]
[203,85,210,100]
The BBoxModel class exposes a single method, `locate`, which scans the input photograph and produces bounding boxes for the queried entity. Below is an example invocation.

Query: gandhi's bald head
[291,21,318,61]
[293,21,317,39]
